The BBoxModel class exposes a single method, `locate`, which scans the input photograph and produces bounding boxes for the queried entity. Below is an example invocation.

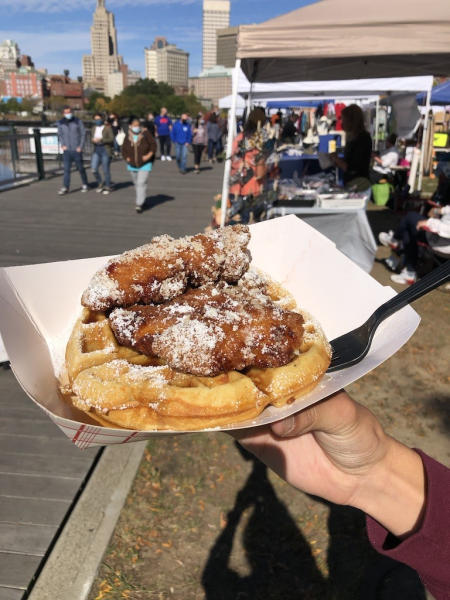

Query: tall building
[82,0,123,94]
[0,39,21,78]
[2,67,45,99]
[189,65,232,107]
[144,39,189,88]
[216,26,238,68]
[202,0,230,70]
[49,74,84,109]
[127,69,141,86]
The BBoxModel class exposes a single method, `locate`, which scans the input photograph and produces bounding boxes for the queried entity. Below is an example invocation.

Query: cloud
[0,0,199,12]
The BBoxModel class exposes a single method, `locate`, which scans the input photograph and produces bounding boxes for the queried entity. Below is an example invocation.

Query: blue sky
[0,0,316,79]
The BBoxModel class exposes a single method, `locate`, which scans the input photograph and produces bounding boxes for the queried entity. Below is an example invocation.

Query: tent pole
[374,97,379,150]
[418,88,431,192]
[220,58,241,228]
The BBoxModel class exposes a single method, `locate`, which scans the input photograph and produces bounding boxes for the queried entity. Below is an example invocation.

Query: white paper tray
[0,216,420,448]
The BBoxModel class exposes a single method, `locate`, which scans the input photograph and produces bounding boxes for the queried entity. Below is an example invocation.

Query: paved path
[0,157,224,599]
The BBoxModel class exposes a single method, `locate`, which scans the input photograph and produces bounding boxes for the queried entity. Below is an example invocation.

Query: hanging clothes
[334,103,346,131]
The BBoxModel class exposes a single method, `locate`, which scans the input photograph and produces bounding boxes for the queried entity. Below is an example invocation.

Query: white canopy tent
[236,0,450,83]
[236,73,434,102]
[221,74,434,224]
[221,0,450,226]
[218,93,246,115]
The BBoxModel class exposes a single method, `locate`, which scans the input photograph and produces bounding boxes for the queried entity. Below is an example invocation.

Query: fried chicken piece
[109,282,304,377]
[81,225,251,311]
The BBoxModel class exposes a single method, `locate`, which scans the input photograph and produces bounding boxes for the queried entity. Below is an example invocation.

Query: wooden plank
[0,553,42,589]
[0,496,70,527]
[0,435,97,459]
[0,159,224,596]
[0,418,65,438]
[0,160,221,268]
[0,451,95,478]
[0,585,24,600]
[0,473,82,502]
[0,523,57,556]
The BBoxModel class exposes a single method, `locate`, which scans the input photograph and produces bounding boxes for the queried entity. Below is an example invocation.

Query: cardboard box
[0,216,420,448]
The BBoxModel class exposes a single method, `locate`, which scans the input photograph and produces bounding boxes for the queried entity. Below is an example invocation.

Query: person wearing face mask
[91,113,115,194]
[57,105,89,195]
[171,113,192,174]
[191,115,208,174]
[122,116,157,213]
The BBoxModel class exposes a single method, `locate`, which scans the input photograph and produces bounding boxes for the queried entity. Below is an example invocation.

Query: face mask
[94,119,103,126]
[131,126,141,134]
[65,113,73,120]
[199,119,205,125]
[182,119,187,124]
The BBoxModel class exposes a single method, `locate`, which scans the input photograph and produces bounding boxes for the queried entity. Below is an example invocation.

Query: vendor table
[266,205,377,273]
[278,154,322,178]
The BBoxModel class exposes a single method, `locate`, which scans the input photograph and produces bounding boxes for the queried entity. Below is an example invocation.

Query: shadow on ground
[366,207,402,243]
[110,180,133,191]
[202,444,426,600]
[143,194,175,211]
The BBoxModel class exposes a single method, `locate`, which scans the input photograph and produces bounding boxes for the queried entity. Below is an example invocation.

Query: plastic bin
[372,182,392,206]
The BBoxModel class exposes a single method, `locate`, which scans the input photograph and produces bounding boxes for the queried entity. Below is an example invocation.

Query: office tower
[202,0,230,70]
[82,0,123,93]
[216,26,238,68]
[144,38,189,88]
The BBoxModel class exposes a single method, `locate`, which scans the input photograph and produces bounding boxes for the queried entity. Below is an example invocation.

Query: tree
[122,78,175,100]
[86,91,110,111]
[184,94,208,117]
[63,69,70,78]
[1,98,21,114]
[165,95,187,117]
[47,95,66,112]
[21,98,37,114]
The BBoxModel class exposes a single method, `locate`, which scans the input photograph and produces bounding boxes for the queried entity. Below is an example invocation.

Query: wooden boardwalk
[0,156,224,599]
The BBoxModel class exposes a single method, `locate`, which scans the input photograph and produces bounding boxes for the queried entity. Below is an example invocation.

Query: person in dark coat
[122,116,157,213]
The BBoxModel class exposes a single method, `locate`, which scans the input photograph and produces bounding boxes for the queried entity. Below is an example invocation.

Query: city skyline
[0,0,315,81]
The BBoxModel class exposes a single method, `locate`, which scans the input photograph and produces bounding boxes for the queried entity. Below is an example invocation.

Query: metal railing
[0,127,94,186]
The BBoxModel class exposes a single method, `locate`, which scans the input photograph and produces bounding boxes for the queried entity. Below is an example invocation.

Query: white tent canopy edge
[221,73,433,227]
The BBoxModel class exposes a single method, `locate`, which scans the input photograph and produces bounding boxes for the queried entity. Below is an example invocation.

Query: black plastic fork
[327,260,450,372]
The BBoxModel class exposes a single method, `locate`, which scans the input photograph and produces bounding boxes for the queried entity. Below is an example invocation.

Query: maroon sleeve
[366,450,450,600]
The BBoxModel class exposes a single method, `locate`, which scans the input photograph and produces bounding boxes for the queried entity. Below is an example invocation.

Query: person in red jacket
[232,391,450,600]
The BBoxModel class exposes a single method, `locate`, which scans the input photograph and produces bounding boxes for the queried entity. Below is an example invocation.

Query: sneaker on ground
[58,188,68,195]
[390,268,417,285]
[81,185,89,193]
[135,206,143,214]
[379,230,399,249]
[166,156,172,161]
[96,185,104,193]
[161,155,166,161]
[102,187,111,195]
[385,254,400,272]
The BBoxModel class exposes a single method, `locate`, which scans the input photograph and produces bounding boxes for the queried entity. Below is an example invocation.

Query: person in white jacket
[379,205,450,284]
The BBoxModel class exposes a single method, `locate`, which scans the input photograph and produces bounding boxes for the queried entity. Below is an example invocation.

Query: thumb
[271,391,355,438]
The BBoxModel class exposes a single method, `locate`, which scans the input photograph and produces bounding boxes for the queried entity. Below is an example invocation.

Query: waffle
[65,308,162,383]
[66,280,331,431]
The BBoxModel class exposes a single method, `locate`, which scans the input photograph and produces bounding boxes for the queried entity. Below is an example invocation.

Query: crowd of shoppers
[56,105,226,212]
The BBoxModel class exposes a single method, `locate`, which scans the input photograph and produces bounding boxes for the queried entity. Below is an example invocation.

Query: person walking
[154,107,172,161]
[91,113,114,195]
[207,113,221,163]
[171,113,192,175]
[108,113,121,157]
[122,117,156,214]
[144,112,156,137]
[192,116,208,174]
[57,106,88,195]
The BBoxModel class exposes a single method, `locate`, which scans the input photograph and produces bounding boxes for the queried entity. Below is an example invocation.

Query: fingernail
[282,416,296,436]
